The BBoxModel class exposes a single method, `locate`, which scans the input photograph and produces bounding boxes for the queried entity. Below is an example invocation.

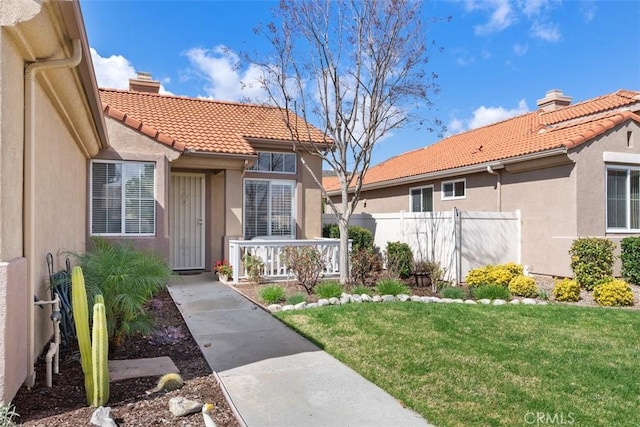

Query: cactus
[91,300,109,406]
[71,266,93,403]
[153,373,184,392]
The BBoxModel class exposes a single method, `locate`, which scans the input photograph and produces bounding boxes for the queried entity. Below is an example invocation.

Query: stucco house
[0,0,328,405]
[0,0,109,404]
[324,89,640,278]
[98,77,328,271]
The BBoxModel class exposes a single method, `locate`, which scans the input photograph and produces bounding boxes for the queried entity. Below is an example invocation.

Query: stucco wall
[93,118,180,262]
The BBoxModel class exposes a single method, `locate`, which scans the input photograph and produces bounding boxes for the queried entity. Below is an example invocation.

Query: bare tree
[253,0,445,283]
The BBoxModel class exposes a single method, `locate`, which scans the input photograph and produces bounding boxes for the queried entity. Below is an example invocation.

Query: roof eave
[326,146,569,196]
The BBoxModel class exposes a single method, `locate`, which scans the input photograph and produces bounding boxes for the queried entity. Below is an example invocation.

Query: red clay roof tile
[323,89,640,192]
[99,89,329,155]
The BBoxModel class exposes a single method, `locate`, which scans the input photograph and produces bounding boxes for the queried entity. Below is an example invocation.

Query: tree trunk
[339,186,350,284]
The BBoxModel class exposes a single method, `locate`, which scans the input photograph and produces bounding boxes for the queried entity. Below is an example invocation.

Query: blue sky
[81,0,640,167]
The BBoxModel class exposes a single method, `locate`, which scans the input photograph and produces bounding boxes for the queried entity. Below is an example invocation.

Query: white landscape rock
[351,294,363,303]
[492,299,507,305]
[328,297,340,305]
[169,397,202,417]
[439,298,453,303]
[281,305,295,311]
[478,299,492,305]
[510,299,520,304]
[340,295,351,304]
[464,300,477,304]
[537,301,549,305]
[372,295,382,303]
[452,299,464,304]
[411,295,423,302]
[267,304,282,312]
[294,302,308,310]
[90,406,117,427]
[317,299,330,307]
[361,294,373,302]
[397,294,411,302]
[381,295,396,302]
[306,302,318,309]
[522,298,537,305]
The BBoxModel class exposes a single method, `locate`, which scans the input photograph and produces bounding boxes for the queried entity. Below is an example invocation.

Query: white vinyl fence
[322,209,521,284]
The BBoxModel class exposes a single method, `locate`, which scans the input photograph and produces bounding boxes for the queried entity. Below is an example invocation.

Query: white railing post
[229,241,241,284]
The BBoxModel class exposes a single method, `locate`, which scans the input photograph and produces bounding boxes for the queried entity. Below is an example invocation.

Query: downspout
[487,166,502,212]
[24,39,82,387]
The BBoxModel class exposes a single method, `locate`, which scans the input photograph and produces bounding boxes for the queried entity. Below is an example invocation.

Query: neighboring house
[324,89,640,278]
[0,1,108,403]
[98,78,328,271]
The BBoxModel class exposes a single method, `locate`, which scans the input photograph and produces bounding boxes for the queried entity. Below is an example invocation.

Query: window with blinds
[244,179,295,239]
[91,161,156,236]
[607,167,640,231]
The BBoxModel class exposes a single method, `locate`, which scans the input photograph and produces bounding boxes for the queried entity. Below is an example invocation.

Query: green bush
[286,293,307,305]
[440,286,466,300]
[471,284,511,300]
[281,246,325,294]
[259,285,286,304]
[465,263,522,288]
[385,242,413,278]
[73,238,173,346]
[351,284,373,296]
[569,237,616,290]
[0,402,18,426]
[376,278,409,296]
[508,275,538,298]
[593,279,635,307]
[314,281,344,299]
[621,237,640,286]
[350,248,383,285]
[322,224,373,250]
[243,253,264,284]
[552,278,580,302]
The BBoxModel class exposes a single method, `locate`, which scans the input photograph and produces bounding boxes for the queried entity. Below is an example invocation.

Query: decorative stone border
[267,293,548,312]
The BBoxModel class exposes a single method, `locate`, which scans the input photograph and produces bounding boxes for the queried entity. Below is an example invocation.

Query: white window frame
[248,151,297,174]
[90,160,156,237]
[243,178,296,239]
[409,185,434,212]
[441,178,466,200]
[606,165,640,233]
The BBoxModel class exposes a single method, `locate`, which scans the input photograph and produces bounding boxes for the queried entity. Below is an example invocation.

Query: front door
[171,173,205,270]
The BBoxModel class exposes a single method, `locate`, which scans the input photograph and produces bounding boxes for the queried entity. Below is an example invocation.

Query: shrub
[286,293,307,305]
[350,248,383,285]
[0,402,18,426]
[593,279,635,307]
[508,275,538,298]
[413,259,451,291]
[351,284,373,296]
[243,253,264,284]
[259,285,286,304]
[465,263,522,288]
[471,284,511,300]
[440,286,466,300]
[322,224,373,250]
[73,238,173,346]
[552,278,580,302]
[376,278,409,296]
[281,246,325,294]
[621,237,640,285]
[385,242,413,278]
[569,237,616,290]
[314,281,344,299]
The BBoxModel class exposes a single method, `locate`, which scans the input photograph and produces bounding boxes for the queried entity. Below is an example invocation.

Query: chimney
[129,71,160,94]
[537,89,572,112]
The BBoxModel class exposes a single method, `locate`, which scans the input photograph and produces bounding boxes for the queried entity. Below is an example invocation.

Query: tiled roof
[324,89,640,192]
[99,89,329,155]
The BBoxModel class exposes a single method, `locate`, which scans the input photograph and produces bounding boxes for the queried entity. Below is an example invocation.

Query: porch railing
[228,238,347,284]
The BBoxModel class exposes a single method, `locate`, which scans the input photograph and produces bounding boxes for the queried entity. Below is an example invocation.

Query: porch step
[109,356,179,382]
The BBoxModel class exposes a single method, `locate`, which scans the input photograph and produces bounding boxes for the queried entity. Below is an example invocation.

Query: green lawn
[276,303,640,427]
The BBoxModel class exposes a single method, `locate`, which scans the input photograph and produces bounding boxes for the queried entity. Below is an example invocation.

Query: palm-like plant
[73,238,174,347]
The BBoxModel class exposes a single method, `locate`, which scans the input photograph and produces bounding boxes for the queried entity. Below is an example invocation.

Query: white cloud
[531,20,561,42]
[447,99,529,135]
[513,42,529,56]
[90,48,172,94]
[471,0,516,35]
[580,0,597,23]
[184,45,268,102]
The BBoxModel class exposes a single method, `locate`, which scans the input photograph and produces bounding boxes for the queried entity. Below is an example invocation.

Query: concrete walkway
[167,273,430,427]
